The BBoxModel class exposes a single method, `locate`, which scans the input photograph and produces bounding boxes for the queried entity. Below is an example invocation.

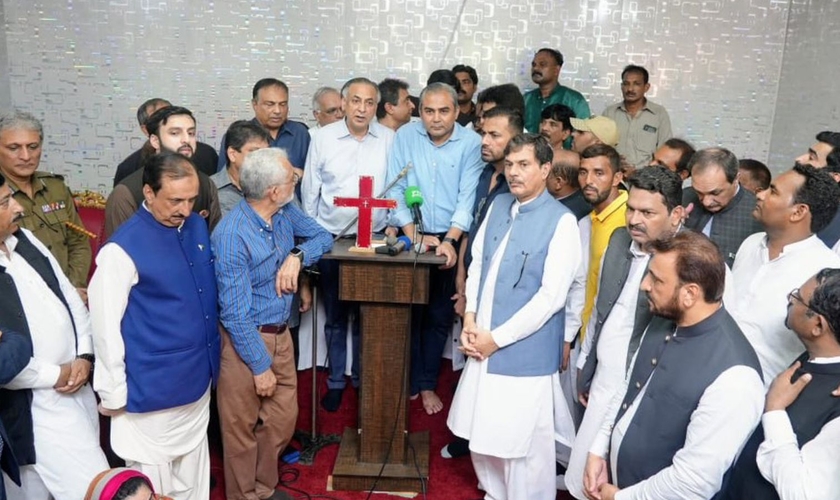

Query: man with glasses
[309,87,344,138]
[212,148,332,500]
[301,77,394,412]
[732,164,840,384]
[718,269,840,500]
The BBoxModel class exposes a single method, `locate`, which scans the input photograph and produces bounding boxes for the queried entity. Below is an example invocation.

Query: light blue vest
[478,190,569,376]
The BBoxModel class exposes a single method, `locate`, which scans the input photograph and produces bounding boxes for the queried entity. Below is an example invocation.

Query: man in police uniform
[0,111,91,294]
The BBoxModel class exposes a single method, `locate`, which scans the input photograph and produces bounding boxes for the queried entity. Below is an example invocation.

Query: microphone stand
[295,266,340,465]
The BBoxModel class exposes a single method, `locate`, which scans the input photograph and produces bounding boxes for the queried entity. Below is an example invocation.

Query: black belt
[258,323,288,334]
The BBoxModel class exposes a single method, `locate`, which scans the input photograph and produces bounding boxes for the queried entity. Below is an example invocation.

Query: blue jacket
[110,209,220,412]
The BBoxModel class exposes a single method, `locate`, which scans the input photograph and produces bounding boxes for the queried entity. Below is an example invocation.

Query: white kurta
[1,229,108,500]
[566,242,649,499]
[88,242,210,500]
[447,196,581,499]
[732,233,840,384]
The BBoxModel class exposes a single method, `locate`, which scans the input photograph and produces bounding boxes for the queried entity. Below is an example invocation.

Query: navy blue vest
[478,190,571,376]
[0,230,76,466]
[109,208,220,412]
[614,307,762,488]
[716,352,840,500]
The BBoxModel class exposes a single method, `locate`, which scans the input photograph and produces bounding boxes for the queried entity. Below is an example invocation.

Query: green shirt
[524,84,591,136]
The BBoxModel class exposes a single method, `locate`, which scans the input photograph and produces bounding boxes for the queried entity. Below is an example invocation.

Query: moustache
[629,224,646,234]
[12,212,23,223]
[532,71,542,78]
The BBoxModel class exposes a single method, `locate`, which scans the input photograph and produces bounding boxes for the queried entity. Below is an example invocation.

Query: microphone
[405,186,424,227]
[375,236,412,256]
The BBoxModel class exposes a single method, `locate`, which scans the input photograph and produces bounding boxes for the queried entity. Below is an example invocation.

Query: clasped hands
[458,314,499,361]
[54,357,91,394]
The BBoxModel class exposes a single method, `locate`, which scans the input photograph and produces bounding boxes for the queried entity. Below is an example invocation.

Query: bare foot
[420,390,443,415]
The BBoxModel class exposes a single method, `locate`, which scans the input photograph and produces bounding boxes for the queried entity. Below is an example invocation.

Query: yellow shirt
[581,191,628,337]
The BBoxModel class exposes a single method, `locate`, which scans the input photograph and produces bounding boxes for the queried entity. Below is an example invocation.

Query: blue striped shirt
[212,199,332,374]
[386,121,483,233]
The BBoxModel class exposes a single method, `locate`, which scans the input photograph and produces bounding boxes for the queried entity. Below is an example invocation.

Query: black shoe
[440,436,470,458]
[320,388,344,412]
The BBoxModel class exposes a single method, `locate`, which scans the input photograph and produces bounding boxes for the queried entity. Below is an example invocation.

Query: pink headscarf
[85,468,170,500]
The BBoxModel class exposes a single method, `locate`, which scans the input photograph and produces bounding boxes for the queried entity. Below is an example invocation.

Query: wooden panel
[338,261,429,304]
[332,428,429,493]
[358,303,410,463]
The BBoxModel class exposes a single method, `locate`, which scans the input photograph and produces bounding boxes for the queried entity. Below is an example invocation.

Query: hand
[292,167,304,183]
[254,368,277,398]
[683,202,694,224]
[54,362,72,389]
[471,327,499,360]
[299,279,312,313]
[56,358,92,393]
[459,326,478,358]
[584,453,609,500]
[561,341,571,372]
[436,240,457,269]
[419,234,441,248]
[275,256,302,295]
[599,483,619,500]
[98,403,126,417]
[766,361,811,412]
[76,287,88,304]
[452,293,466,317]
[384,226,398,239]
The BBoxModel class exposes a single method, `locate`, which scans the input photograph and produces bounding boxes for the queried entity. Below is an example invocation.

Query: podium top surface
[323,237,447,265]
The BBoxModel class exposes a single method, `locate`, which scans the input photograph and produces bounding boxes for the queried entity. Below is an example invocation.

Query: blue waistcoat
[478,190,570,376]
[109,208,220,413]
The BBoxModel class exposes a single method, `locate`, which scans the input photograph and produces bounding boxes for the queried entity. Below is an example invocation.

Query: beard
[648,292,684,323]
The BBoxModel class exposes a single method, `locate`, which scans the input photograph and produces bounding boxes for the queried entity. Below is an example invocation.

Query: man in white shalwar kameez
[0,175,108,500]
[88,153,220,500]
[448,134,581,500]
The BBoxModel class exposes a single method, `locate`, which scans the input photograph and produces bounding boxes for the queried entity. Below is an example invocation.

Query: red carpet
[210,361,574,500]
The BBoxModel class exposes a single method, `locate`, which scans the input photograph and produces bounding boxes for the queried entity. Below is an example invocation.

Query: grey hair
[340,78,381,104]
[419,82,458,109]
[240,147,292,200]
[311,87,340,111]
[0,110,44,142]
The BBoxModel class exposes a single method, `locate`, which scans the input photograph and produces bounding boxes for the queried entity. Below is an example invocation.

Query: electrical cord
[365,223,427,500]
[278,465,343,500]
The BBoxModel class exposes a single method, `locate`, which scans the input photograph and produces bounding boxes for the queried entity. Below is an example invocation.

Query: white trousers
[471,402,556,500]
[127,434,210,500]
[3,385,108,500]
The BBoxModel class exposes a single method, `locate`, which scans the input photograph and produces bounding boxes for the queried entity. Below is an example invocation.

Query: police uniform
[7,172,92,288]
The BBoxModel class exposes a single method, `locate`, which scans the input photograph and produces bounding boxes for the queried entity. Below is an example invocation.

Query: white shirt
[732,233,840,383]
[756,355,840,500]
[1,228,92,390]
[590,317,765,500]
[301,119,395,234]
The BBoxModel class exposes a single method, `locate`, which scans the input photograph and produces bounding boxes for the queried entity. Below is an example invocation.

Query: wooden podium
[324,238,445,492]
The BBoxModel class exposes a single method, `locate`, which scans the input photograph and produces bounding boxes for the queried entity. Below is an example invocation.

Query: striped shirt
[212,199,332,374]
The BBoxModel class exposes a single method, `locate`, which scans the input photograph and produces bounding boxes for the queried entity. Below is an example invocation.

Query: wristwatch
[290,247,305,263]
[77,353,95,364]
[442,237,458,247]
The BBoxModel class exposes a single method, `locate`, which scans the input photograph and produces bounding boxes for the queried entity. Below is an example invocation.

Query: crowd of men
[1,46,840,500]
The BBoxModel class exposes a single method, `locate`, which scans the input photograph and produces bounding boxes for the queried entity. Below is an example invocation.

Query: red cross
[334,176,397,248]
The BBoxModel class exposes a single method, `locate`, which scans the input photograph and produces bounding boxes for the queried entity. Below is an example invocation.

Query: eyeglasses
[788,288,825,317]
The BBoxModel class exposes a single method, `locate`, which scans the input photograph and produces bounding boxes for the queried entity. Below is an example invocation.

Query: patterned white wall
[0,0,806,191]
[769,0,840,171]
